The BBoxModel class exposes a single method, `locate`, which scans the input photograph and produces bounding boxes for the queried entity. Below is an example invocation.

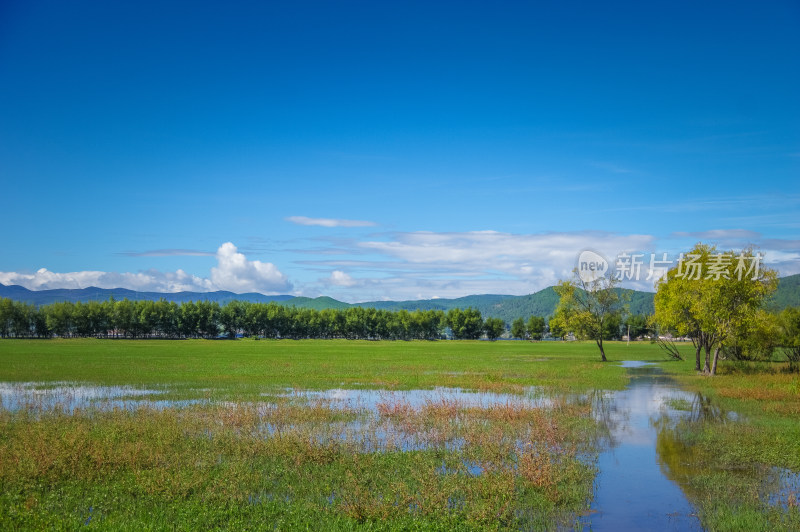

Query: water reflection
[278,386,553,411]
[586,363,703,531]
[655,395,791,513]
[0,381,199,412]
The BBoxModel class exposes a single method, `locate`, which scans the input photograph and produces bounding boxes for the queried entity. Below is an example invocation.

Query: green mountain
[352,285,653,323]
[767,273,800,311]
[287,296,351,311]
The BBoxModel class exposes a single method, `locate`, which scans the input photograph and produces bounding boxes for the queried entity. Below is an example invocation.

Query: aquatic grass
[655,359,800,530]
[5,338,797,528]
[0,389,600,530]
[664,397,693,411]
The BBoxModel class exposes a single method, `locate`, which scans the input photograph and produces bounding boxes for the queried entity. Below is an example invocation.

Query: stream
[585,361,706,530]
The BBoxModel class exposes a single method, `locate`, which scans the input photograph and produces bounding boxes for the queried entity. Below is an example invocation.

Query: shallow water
[3,369,790,528]
[0,382,200,411]
[279,386,552,410]
[586,362,703,531]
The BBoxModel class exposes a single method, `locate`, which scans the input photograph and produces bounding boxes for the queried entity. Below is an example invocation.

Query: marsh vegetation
[0,339,797,529]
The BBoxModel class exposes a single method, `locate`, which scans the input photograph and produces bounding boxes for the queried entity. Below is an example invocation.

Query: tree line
[0,298,522,341]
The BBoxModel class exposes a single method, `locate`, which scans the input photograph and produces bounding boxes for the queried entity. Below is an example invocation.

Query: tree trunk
[710,346,721,376]
[597,339,607,362]
[703,344,711,374]
[693,337,702,372]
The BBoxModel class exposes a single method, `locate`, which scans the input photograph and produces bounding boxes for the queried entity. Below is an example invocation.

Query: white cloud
[210,242,291,293]
[359,230,654,271]
[327,270,356,287]
[0,268,215,293]
[286,216,377,228]
[306,230,659,302]
[0,242,292,295]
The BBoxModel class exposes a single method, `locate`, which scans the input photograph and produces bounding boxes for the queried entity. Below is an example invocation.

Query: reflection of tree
[687,392,728,423]
[654,419,705,502]
[654,395,781,516]
[654,391,731,492]
[586,389,624,449]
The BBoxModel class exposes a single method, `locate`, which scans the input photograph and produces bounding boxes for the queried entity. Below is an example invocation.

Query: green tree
[554,271,627,362]
[0,298,13,338]
[113,299,137,338]
[526,316,545,340]
[777,307,800,371]
[483,317,505,340]
[653,245,710,370]
[623,314,649,340]
[548,312,566,340]
[178,301,200,338]
[196,301,221,338]
[220,300,247,339]
[46,301,75,338]
[722,309,778,361]
[654,245,777,375]
[447,308,483,340]
[10,301,35,338]
[510,317,527,339]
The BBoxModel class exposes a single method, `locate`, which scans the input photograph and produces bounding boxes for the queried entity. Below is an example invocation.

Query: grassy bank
[656,359,800,530]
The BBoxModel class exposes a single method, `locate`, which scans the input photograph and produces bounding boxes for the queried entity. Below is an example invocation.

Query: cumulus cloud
[286,216,377,228]
[0,242,292,295]
[327,270,357,287]
[210,242,291,293]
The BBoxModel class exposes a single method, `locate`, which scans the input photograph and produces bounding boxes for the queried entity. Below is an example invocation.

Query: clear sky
[1,0,798,302]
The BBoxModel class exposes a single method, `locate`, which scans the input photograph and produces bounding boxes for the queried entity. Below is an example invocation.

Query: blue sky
[1,0,798,302]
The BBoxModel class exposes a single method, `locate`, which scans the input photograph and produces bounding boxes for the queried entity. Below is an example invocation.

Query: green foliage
[654,244,778,375]
[624,313,650,339]
[482,317,505,340]
[776,306,800,370]
[446,308,484,340]
[722,309,779,362]
[554,272,627,361]
[526,316,545,340]
[0,298,448,341]
[510,317,526,339]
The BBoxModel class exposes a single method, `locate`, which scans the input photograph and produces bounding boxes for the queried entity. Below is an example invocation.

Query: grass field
[0,339,797,530]
[0,338,674,398]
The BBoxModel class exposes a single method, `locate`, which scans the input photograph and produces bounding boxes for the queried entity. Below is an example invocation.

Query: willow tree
[554,270,626,362]
[654,244,777,375]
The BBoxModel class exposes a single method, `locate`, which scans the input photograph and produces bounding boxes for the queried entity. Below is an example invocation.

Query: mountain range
[2,273,798,322]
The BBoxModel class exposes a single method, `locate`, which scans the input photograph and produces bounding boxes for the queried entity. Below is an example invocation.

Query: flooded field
[0,361,795,529]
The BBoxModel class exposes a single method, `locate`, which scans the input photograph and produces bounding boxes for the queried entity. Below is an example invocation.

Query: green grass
[653,356,800,530]
[0,339,675,399]
[1,338,797,530]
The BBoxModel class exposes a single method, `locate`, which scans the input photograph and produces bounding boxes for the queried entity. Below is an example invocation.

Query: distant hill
[2,272,798,322]
[286,296,351,311]
[767,273,800,311]
[352,286,654,323]
[0,284,293,306]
